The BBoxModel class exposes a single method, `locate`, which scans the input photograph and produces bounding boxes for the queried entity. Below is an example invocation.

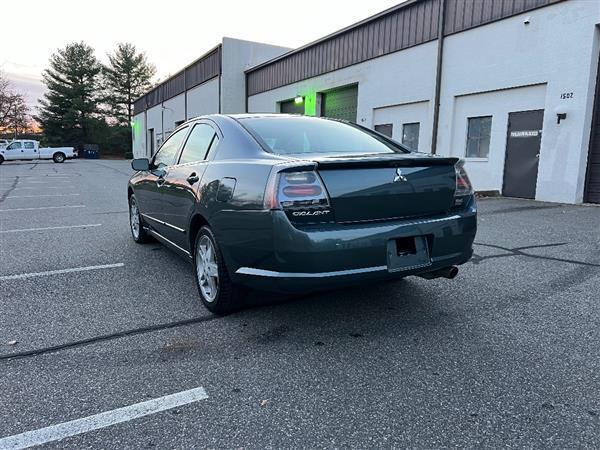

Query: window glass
[179,123,216,164]
[153,127,188,168]
[24,142,35,149]
[7,142,22,150]
[374,124,393,138]
[466,116,492,158]
[401,123,420,151]
[241,116,407,155]
[204,134,220,160]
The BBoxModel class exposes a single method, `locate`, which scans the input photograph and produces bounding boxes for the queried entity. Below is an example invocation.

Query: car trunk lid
[309,153,458,223]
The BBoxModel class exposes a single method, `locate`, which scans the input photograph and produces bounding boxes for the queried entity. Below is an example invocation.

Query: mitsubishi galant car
[128,114,477,314]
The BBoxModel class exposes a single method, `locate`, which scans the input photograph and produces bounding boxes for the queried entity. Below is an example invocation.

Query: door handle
[186,173,200,185]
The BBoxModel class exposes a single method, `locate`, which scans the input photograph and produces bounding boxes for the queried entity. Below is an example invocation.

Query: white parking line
[0,263,124,281]
[0,387,209,449]
[0,205,85,212]
[0,224,101,234]
[5,194,80,199]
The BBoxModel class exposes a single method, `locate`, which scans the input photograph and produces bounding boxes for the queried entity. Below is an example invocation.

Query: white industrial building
[133,0,600,204]
[132,37,290,157]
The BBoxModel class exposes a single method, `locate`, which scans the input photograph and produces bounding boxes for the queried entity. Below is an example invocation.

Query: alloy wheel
[196,235,219,302]
[130,198,140,239]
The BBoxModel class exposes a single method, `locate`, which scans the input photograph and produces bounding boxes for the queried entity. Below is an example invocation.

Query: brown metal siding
[443,0,562,35]
[584,53,600,204]
[247,0,565,96]
[133,46,221,114]
[247,0,440,96]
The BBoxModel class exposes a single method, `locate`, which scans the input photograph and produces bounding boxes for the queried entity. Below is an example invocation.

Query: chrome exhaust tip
[418,266,459,280]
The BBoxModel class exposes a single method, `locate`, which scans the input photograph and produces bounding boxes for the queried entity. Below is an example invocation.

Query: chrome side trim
[147,228,191,257]
[141,213,185,232]
[235,265,387,278]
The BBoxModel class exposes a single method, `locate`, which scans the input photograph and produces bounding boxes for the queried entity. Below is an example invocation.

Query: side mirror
[131,158,150,171]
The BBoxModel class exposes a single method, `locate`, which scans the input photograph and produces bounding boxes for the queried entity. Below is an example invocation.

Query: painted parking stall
[1,159,600,447]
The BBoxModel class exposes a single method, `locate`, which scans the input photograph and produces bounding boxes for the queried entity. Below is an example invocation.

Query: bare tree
[0,72,29,136]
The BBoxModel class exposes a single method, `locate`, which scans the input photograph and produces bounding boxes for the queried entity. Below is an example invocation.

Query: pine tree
[103,43,155,127]
[37,42,102,147]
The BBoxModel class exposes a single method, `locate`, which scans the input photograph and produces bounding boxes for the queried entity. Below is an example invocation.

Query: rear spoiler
[312,155,459,170]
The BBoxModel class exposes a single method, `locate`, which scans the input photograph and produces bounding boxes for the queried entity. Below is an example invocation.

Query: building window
[374,123,393,138]
[402,122,420,151]
[466,116,492,158]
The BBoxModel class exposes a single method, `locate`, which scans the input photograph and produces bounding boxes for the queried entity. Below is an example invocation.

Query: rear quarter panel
[196,159,278,274]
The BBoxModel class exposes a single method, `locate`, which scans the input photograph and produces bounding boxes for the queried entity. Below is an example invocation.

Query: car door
[134,126,189,235]
[160,121,221,249]
[4,141,22,160]
[22,141,37,159]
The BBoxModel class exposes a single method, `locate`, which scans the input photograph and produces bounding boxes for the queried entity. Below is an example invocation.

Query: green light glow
[294,96,304,104]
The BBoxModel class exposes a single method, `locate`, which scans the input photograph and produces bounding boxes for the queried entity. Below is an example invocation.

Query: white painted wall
[449,84,547,192]
[247,1,600,204]
[437,0,600,203]
[221,37,290,114]
[186,77,220,119]
[146,105,162,150]
[248,40,438,129]
[162,93,186,136]
[373,101,430,151]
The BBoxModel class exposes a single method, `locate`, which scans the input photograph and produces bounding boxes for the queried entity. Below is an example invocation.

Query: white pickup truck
[0,140,76,164]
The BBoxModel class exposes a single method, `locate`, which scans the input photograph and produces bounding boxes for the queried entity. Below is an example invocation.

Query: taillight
[454,160,473,207]
[264,169,332,222]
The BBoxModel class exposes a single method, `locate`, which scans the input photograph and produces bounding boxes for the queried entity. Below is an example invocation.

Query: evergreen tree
[103,43,155,127]
[37,42,102,147]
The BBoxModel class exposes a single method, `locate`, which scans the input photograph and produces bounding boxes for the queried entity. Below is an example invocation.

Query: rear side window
[153,127,188,167]
[179,123,218,164]
[240,116,407,155]
[24,142,35,149]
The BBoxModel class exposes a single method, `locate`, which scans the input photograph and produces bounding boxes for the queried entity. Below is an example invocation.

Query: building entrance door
[503,110,544,199]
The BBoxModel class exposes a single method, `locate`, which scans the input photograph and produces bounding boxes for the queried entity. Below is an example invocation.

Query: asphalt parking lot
[1,159,599,448]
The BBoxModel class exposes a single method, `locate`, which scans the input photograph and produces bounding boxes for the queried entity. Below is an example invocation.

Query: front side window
[153,127,188,168]
[7,142,22,150]
[179,123,217,165]
[466,116,492,158]
[240,116,408,156]
[402,123,420,151]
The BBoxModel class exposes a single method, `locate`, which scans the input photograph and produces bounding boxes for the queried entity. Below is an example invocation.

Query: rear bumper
[217,199,477,293]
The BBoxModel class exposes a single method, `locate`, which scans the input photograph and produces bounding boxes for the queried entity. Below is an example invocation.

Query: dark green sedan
[128,114,477,314]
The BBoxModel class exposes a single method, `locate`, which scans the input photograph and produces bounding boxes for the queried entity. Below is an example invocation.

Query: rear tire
[53,152,65,163]
[193,226,244,315]
[128,194,151,243]
[0,156,4,164]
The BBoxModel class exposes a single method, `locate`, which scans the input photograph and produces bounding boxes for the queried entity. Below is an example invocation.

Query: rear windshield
[240,116,408,155]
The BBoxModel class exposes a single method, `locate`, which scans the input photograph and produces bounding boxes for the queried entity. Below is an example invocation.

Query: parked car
[0,140,76,163]
[128,114,477,314]
[0,139,10,149]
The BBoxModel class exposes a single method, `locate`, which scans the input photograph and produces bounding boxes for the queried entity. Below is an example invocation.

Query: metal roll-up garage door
[321,85,358,123]
[585,54,600,203]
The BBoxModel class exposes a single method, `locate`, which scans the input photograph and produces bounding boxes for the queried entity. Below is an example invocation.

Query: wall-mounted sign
[560,92,574,99]
[510,130,540,138]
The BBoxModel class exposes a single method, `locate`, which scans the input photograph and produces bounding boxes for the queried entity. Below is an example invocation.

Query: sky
[1,0,403,111]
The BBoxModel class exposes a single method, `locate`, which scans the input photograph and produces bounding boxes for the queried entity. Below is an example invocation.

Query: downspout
[431,0,446,155]
[245,73,249,113]
[184,70,188,120]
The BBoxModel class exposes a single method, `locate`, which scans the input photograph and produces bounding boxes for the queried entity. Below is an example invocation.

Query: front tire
[53,152,65,163]
[129,194,151,243]
[194,226,244,315]
[0,156,4,164]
